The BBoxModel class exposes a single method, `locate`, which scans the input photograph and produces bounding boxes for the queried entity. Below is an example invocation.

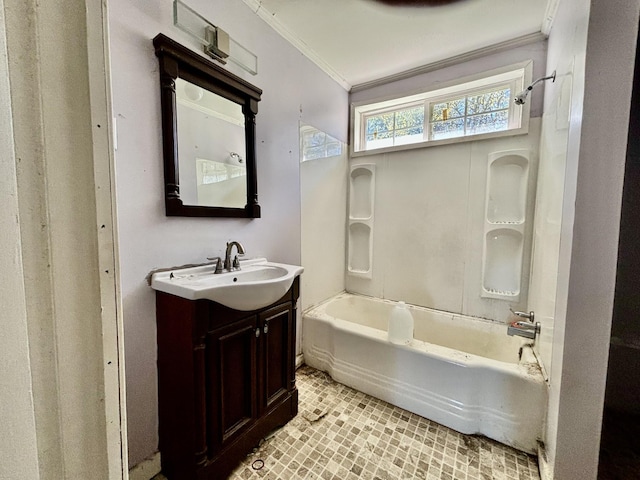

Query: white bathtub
[302,293,546,453]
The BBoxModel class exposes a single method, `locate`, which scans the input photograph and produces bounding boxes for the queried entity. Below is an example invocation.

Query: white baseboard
[295,353,304,369]
[129,452,161,480]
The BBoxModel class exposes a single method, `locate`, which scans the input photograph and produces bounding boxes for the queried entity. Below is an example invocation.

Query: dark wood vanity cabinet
[156,278,299,480]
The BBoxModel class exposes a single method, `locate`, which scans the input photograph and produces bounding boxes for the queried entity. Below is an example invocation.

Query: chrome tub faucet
[507,309,541,340]
[508,321,541,339]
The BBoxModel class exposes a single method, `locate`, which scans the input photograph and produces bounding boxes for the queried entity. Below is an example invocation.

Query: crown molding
[542,0,560,36]
[242,0,351,91]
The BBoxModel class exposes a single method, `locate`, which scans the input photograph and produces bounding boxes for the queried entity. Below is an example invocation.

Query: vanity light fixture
[173,0,258,75]
[204,24,230,63]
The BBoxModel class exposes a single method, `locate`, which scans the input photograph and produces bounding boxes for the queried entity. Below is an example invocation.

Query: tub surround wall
[527,67,571,381]
[347,43,546,323]
[348,164,375,278]
[482,150,531,301]
[109,0,348,467]
[300,131,348,312]
[346,120,540,323]
[538,0,639,478]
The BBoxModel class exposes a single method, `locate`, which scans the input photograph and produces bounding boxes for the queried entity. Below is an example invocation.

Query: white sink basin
[151,258,303,311]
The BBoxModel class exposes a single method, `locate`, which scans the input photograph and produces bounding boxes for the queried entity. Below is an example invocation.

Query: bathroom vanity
[154,274,300,479]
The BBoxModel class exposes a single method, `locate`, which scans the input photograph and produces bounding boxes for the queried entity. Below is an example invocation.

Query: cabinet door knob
[255,328,260,338]
[263,323,269,334]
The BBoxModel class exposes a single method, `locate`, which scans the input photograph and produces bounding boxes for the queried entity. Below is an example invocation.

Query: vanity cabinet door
[207,315,259,451]
[156,280,299,480]
[259,302,294,413]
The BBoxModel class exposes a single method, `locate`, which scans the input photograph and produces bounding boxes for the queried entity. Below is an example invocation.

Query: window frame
[351,62,533,157]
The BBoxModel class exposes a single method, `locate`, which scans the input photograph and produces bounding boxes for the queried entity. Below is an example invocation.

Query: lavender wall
[350,39,548,118]
[108,0,348,466]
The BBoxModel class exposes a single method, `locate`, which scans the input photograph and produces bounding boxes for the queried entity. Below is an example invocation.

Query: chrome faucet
[507,321,540,339]
[507,308,540,340]
[511,309,534,323]
[223,241,245,271]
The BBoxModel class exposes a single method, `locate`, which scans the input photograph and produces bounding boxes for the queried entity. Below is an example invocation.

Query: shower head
[514,70,556,106]
[514,89,530,105]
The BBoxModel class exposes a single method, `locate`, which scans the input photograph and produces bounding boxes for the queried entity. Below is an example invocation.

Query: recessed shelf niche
[487,154,528,223]
[350,167,374,219]
[481,150,529,300]
[349,223,372,273]
[348,164,375,278]
[483,229,523,297]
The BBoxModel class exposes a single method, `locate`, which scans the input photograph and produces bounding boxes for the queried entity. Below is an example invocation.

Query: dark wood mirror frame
[153,33,262,218]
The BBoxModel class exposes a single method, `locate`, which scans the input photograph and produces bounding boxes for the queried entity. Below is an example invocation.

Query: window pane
[366,130,394,150]
[303,145,327,161]
[431,98,465,122]
[355,68,524,152]
[366,130,393,141]
[301,125,343,161]
[326,142,343,157]
[366,112,394,136]
[430,119,465,140]
[394,106,424,129]
[303,130,326,148]
[394,127,424,145]
[467,88,511,115]
[465,111,509,135]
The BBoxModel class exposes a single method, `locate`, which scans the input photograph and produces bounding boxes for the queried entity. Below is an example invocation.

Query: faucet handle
[509,307,535,323]
[207,256,224,274]
[232,255,241,269]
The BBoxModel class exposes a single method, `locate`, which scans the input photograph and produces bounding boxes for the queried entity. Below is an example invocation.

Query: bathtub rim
[303,291,543,379]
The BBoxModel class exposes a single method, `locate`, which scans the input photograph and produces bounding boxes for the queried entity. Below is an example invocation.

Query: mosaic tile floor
[155,365,540,479]
[228,366,539,480]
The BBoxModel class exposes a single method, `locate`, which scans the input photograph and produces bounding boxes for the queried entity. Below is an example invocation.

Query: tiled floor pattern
[229,366,539,480]
[155,365,540,479]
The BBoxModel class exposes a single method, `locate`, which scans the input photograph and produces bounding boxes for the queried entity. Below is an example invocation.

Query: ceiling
[243,0,555,89]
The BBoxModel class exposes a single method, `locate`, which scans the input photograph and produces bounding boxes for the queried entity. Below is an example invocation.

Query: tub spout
[507,321,540,340]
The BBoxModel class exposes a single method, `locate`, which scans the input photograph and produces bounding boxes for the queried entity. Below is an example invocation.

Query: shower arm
[514,70,556,105]
[527,71,556,92]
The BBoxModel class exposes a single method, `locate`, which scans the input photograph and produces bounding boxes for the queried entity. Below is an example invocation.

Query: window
[365,104,424,150]
[352,63,531,155]
[430,86,511,140]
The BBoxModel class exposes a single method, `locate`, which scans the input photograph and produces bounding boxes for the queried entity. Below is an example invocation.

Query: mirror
[176,78,247,209]
[153,34,262,217]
